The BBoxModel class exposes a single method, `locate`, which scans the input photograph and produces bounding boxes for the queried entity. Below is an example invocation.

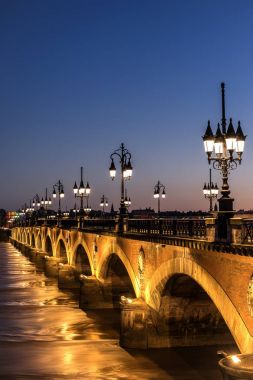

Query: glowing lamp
[73,181,78,195]
[203,120,214,153]
[109,159,116,179]
[79,180,85,195]
[225,118,236,151]
[214,124,224,155]
[85,182,91,195]
[235,121,246,154]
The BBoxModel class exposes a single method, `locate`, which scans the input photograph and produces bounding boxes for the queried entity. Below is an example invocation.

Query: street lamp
[73,166,91,227]
[84,201,91,214]
[32,194,41,209]
[203,169,219,212]
[109,143,133,216]
[153,180,166,215]
[31,194,41,225]
[40,188,52,222]
[100,195,108,216]
[124,189,131,209]
[52,180,64,226]
[26,200,34,213]
[25,200,34,226]
[202,83,246,213]
[72,203,79,221]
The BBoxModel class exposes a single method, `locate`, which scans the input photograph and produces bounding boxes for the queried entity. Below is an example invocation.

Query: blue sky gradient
[1,0,253,211]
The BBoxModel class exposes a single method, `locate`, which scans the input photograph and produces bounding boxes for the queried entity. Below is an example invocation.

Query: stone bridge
[10,217,253,353]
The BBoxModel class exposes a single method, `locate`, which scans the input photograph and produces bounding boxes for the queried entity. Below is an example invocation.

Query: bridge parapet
[80,218,116,233]
[230,218,253,245]
[127,218,207,239]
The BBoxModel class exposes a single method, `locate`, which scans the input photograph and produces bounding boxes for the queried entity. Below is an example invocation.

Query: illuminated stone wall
[11,226,253,353]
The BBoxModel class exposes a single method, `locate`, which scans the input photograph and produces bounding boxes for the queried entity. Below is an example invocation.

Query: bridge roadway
[11,216,253,354]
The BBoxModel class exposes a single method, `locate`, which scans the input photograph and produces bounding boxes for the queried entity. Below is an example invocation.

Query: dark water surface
[0,242,238,379]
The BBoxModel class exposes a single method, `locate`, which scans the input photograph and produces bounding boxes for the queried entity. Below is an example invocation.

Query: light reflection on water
[0,242,234,379]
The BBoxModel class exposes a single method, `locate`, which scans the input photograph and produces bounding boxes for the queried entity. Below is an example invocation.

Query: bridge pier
[58,264,79,289]
[120,293,235,349]
[44,256,61,278]
[79,276,114,309]
[120,297,149,349]
[33,250,47,269]
[11,239,45,266]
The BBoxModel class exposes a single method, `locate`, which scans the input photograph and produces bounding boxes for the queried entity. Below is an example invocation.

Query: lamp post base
[116,214,128,233]
[216,195,234,241]
[218,196,234,212]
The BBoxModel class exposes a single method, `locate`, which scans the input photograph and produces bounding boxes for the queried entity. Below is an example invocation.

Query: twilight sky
[1,0,253,212]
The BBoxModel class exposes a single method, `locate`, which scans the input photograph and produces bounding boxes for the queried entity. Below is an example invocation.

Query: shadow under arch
[31,234,35,248]
[145,257,253,354]
[56,238,68,263]
[24,231,28,244]
[36,234,42,250]
[45,235,53,256]
[27,233,31,246]
[21,232,26,244]
[74,244,92,275]
[99,253,136,308]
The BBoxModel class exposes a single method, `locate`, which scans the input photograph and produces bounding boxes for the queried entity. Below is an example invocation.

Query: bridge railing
[81,218,116,232]
[127,218,206,239]
[241,220,253,244]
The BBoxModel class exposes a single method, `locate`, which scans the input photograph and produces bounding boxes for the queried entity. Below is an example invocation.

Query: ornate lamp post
[32,194,41,225]
[124,189,131,209]
[153,180,166,216]
[73,166,91,228]
[203,169,219,212]
[84,200,91,215]
[109,143,133,217]
[40,188,52,222]
[52,180,64,226]
[21,203,28,226]
[32,194,41,209]
[25,200,35,226]
[202,83,246,213]
[100,195,108,216]
[26,200,34,213]
[72,203,79,221]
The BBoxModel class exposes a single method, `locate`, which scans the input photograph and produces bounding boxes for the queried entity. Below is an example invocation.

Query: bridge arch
[74,244,92,275]
[97,244,139,306]
[145,257,253,353]
[45,236,53,256]
[97,243,140,299]
[56,238,68,263]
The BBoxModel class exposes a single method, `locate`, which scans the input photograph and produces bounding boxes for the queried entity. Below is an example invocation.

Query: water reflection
[0,242,237,379]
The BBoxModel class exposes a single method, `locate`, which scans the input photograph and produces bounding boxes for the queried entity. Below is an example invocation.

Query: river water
[0,242,238,379]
